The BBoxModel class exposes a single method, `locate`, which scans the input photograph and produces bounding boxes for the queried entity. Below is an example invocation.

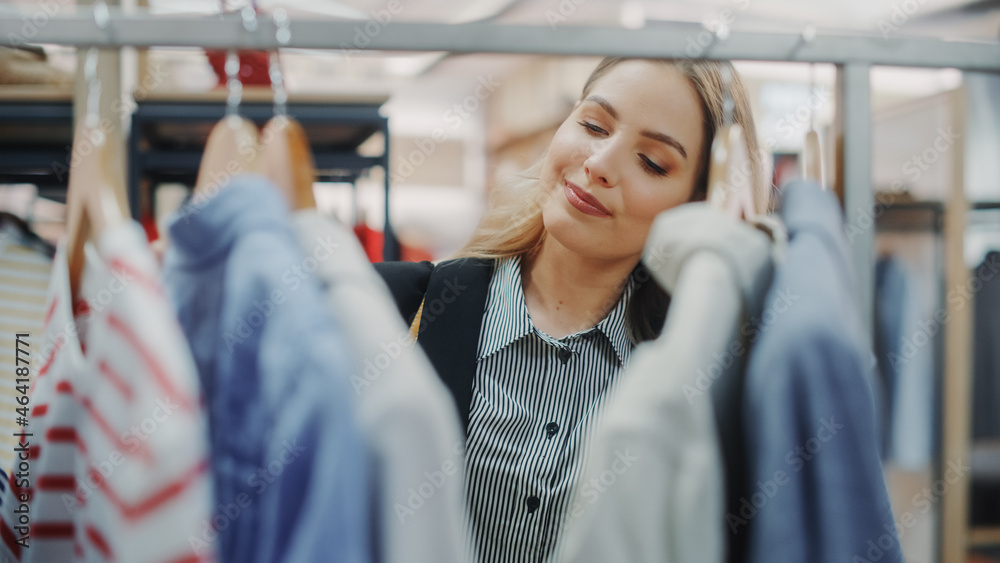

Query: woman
[374,56,766,562]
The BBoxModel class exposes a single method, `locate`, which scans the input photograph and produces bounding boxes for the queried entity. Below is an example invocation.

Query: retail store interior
[0,1,999,562]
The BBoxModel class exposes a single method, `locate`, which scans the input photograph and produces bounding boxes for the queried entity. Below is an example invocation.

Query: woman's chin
[543,218,619,263]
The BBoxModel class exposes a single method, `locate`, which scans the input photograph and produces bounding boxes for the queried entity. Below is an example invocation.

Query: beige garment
[0,46,72,86]
[0,231,51,475]
[555,203,777,563]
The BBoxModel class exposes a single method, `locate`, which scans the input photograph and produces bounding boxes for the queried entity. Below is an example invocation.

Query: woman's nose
[584,147,617,188]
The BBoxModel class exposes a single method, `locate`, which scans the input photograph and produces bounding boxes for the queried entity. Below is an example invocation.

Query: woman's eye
[640,155,668,177]
[578,121,607,135]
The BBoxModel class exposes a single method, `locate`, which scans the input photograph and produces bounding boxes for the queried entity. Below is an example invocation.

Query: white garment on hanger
[291,210,471,563]
[555,203,775,563]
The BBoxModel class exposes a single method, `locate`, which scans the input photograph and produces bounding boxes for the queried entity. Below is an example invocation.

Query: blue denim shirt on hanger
[740,180,902,563]
[162,175,374,563]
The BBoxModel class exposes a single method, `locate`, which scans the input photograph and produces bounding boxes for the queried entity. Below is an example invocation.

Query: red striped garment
[18,222,216,563]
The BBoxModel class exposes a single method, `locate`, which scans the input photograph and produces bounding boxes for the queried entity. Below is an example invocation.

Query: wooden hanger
[194,115,260,197]
[65,48,124,302]
[261,116,316,210]
[194,49,260,198]
[64,13,124,301]
[706,123,756,220]
[802,129,824,187]
[260,15,316,211]
[65,124,124,301]
[801,63,825,189]
[706,65,756,221]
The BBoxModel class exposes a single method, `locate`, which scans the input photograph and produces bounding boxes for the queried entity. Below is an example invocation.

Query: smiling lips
[563,180,612,218]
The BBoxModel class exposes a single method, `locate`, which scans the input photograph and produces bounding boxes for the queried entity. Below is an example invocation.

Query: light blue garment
[162,175,374,563]
[742,181,901,563]
[874,255,907,459]
[878,256,934,471]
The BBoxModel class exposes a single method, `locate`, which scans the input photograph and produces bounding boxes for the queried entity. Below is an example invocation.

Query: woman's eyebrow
[583,95,688,160]
[585,95,619,120]
[641,130,688,160]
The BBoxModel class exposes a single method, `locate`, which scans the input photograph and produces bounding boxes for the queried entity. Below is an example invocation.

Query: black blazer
[374,257,495,431]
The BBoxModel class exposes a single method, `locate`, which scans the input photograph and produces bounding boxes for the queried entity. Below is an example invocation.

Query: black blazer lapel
[373,260,435,324]
[416,257,494,433]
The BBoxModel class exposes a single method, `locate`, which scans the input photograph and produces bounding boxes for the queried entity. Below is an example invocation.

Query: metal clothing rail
[1,12,999,70]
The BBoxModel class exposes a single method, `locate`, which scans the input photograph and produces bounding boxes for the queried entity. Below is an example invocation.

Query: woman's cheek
[657,180,696,217]
[627,185,671,222]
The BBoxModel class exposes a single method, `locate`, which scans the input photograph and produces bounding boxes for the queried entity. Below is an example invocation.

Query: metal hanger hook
[809,62,817,131]
[93,0,110,30]
[84,47,101,131]
[225,49,242,119]
[269,53,287,117]
[789,23,817,59]
[274,7,291,45]
[241,4,258,32]
[720,63,734,126]
[703,21,730,57]
[270,8,290,117]
[222,1,256,121]
[84,0,110,133]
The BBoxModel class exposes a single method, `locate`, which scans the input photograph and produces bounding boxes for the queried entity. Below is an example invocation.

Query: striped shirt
[22,221,214,563]
[0,229,52,562]
[465,256,636,563]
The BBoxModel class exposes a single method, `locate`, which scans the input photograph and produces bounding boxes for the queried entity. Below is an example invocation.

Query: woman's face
[539,60,706,262]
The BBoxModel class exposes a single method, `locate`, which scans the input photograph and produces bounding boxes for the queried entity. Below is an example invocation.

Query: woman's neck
[521,236,639,339]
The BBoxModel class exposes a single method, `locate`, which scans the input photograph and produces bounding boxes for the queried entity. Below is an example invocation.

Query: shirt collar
[594,275,637,366]
[477,256,533,361]
[476,255,637,366]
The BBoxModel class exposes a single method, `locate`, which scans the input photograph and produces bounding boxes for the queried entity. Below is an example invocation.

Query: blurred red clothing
[205,50,272,87]
[353,223,433,263]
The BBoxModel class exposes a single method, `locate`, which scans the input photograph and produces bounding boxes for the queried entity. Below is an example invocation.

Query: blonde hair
[453,57,767,341]
[456,57,766,261]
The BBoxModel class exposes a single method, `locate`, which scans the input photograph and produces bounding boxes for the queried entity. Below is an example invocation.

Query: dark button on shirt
[558,347,572,365]
[526,495,541,513]
[545,422,560,438]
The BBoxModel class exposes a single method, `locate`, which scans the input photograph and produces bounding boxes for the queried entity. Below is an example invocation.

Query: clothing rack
[3,9,997,314]
[875,201,944,233]
[2,9,996,562]
[127,92,390,249]
[0,89,73,199]
[1,12,998,69]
